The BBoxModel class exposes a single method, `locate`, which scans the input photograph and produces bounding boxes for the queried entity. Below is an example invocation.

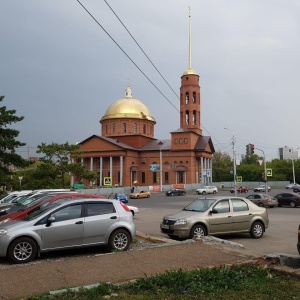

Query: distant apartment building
[278,146,299,160]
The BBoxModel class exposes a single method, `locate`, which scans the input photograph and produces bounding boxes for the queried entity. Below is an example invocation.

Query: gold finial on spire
[183,7,198,76]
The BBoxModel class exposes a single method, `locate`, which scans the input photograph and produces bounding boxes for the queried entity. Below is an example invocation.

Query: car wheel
[197,192,200,195]
[202,191,206,195]
[147,194,150,198]
[8,237,37,264]
[131,210,135,216]
[250,221,264,239]
[258,202,264,207]
[108,229,131,251]
[213,191,216,194]
[290,201,296,208]
[190,224,207,239]
[183,192,186,196]
[137,195,140,199]
[170,193,174,196]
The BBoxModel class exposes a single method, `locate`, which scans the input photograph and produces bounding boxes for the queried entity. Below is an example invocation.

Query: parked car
[0,190,32,204]
[160,196,269,240]
[230,186,249,193]
[196,186,218,195]
[286,183,299,189]
[0,193,105,225]
[127,205,139,217]
[0,198,136,264]
[114,193,128,203]
[246,194,278,208]
[165,188,186,196]
[253,185,271,192]
[129,190,151,199]
[274,192,300,208]
[292,185,300,193]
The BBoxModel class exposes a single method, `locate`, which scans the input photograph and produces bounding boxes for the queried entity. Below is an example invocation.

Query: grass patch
[25,264,300,300]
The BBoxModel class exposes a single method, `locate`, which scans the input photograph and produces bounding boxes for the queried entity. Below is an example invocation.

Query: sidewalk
[0,236,257,299]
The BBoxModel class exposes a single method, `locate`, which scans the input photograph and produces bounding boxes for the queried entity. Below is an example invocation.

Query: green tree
[0,96,27,191]
[36,142,83,188]
[212,151,234,182]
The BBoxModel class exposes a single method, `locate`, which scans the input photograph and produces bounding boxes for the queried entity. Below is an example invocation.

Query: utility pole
[224,127,236,196]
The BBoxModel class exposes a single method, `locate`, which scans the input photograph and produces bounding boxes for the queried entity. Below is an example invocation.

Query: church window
[153,172,157,183]
[133,123,137,133]
[105,124,108,134]
[178,171,184,183]
[185,110,189,125]
[113,123,116,133]
[143,124,146,134]
[179,138,183,144]
[193,110,196,125]
[185,92,189,104]
[123,123,127,133]
[192,92,196,103]
[142,172,145,183]
[164,172,169,183]
[184,138,188,144]
[174,138,178,144]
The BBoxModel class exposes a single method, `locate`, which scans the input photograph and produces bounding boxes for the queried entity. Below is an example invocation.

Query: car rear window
[86,202,116,216]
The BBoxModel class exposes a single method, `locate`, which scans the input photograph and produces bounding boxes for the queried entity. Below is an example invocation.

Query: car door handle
[75,221,83,224]
[110,216,117,219]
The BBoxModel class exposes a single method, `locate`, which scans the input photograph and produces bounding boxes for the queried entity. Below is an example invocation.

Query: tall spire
[188,7,192,70]
[183,7,198,76]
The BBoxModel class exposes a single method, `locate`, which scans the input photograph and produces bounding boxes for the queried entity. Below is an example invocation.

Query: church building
[77,14,215,189]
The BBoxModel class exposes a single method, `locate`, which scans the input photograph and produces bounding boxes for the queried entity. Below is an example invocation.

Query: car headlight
[0,218,10,225]
[0,229,7,236]
[0,208,10,212]
[174,219,187,225]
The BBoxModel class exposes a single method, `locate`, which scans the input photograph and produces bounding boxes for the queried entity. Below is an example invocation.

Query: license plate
[161,224,170,229]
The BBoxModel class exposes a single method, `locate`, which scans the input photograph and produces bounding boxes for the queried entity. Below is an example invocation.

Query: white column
[90,157,93,186]
[120,156,123,186]
[200,157,204,186]
[99,157,103,187]
[110,157,113,182]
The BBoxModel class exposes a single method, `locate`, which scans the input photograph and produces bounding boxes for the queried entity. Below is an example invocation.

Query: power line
[76,0,179,113]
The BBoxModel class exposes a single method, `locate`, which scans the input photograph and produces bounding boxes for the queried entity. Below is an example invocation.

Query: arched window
[185,92,189,104]
[133,123,137,133]
[192,92,196,103]
[193,110,196,125]
[113,123,116,133]
[185,110,189,125]
[123,123,126,133]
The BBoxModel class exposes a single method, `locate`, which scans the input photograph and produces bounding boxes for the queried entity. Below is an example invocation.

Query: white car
[127,205,139,217]
[286,183,299,189]
[254,185,271,192]
[196,186,218,195]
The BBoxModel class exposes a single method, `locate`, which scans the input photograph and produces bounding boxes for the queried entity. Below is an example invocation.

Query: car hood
[0,219,31,230]
[163,210,207,220]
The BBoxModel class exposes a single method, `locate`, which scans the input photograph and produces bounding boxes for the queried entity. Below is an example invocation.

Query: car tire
[290,201,296,208]
[202,191,206,195]
[190,224,207,239]
[147,194,150,198]
[258,202,264,207]
[250,221,264,239]
[108,229,131,251]
[8,237,37,264]
[213,191,216,194]
[130,210,135,216]
[170,193,174,196]
[137,195,140,199]
[183,192,186,196]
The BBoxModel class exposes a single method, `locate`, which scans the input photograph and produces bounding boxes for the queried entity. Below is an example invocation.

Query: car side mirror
[46,216,56,227]
[210,209,218,214]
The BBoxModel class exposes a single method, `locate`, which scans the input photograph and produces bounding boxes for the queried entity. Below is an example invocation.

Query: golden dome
[182,68,198,76]
[100,86,156,123]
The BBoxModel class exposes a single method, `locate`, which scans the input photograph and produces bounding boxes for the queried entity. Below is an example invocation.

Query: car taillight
[119,201,131,213]
[266,198,271,203]
[298,225,300,238]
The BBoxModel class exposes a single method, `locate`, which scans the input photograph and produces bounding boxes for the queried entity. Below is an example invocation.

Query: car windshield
[118,194,126,197]
[22,203,61,221]
[183,199,216,212]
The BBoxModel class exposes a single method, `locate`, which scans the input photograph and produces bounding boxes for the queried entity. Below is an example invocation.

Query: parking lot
[131,188,299,256]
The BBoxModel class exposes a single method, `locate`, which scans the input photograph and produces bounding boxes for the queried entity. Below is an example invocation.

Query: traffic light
[246,144,251,155]
[251,144,255,154]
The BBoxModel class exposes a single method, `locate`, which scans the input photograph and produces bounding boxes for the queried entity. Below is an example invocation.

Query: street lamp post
[224,127,236,196]
[255,147,267,189]
[158,141,163,192]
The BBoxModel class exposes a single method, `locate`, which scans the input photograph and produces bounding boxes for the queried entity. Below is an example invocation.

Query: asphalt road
[130,188,300,256]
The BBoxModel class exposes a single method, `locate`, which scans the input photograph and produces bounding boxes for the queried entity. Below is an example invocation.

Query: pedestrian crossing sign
[104,177,112,186]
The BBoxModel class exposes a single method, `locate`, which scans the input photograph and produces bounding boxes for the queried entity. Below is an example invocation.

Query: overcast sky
[1,0,299,161]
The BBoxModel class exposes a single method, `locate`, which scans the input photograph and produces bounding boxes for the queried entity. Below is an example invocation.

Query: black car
[165,188,186,196]
[274,192,300,208]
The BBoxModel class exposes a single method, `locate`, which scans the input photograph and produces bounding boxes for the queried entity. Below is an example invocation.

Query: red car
[230,186,249,193]
[0,193,104,224]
